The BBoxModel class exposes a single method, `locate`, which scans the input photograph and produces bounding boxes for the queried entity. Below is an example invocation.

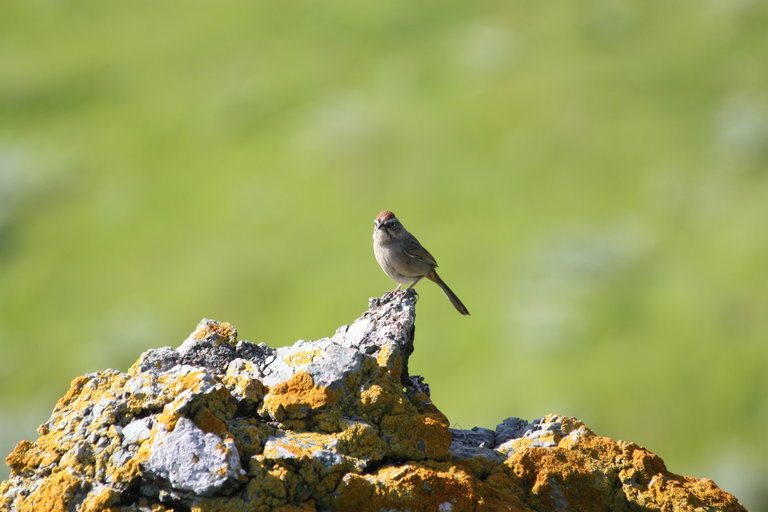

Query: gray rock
[495,416,565,454]
[145,418,242,496]
[263,432,345,471]
[132,347,180,374]
[110,447,134,468]
[176,318,239,373]
[236,340,273,361]
[122,418,152,446]
[305,342,365,388]
[178,339,237,373]
[177,319,236,355]
[249,337,363,393]
[521,417,564,448]
[69,440,93,462]
[332,290,417,384]
[255,338,332,386]
[448,427,503,463]
[406,374,431,397]
[494,417,531,446]
[0,292,748,511]
[452,426,496,447]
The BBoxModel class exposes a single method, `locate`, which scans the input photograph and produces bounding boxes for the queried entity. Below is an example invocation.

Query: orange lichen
[6,440,47,472]
[336,462,529,512]
[80,487,120,512]
[262,373,342,420]
[501,425,746,512]
[379,412,451,460]
[194,321,237,344]
[374,345,402,378]
[155,373,235,431]
[54,375,91,409]
[15,470,82,512]
[193,408,228,437]
[105,457,140,484]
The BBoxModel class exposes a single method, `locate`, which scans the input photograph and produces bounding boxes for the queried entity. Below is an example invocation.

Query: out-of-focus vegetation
[1,0,767,508]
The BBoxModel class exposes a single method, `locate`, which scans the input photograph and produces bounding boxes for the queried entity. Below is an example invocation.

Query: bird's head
[373,210,403,241]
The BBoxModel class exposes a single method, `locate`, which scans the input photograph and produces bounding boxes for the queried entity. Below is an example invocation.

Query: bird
[372,210,470,315]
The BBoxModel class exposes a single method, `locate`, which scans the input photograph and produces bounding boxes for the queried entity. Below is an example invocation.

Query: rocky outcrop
[0,291,746,511]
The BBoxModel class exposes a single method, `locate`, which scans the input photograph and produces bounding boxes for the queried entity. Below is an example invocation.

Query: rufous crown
[375,210,395,222]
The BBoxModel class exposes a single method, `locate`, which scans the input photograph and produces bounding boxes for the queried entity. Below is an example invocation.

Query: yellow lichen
[6,440,44,473]
[336,422,386,462]
[155,375,235,431]
[374,345,403,378]
[193,407,228,436]
[357,380,412,421]
[221,373,267,405]
[105,457,140,484]
[80,487,120,512]
[335,462,527,512]
[193,321,237,345]
[262,432,339,462]
[378,412,451,460]
[283,350,323,366]
[16,470,82,512]
[262,373,341,421]
[227,418,270,460]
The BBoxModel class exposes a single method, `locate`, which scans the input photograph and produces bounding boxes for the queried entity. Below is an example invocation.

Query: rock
[176,318,239,373]
[121,418,151,446]
[0,290,747,511]
[144,417,242,497]
[448,426,502,463]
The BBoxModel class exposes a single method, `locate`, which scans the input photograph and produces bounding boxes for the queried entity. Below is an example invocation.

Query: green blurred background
[1,0,767,509]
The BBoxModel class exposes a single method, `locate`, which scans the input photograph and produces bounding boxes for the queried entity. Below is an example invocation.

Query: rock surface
[0,291,746,511]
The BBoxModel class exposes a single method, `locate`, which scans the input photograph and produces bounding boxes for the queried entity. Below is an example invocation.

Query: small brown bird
[372,210,470,315]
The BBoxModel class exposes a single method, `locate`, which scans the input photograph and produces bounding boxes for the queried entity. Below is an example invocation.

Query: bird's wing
[403,237,438,267]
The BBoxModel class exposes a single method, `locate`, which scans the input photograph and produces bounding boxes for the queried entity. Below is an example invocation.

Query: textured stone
[0,291,747,512]
[129,346,179,374]
[121,418,151,446]
[331,292,417,384]
[262,432,346,471]
[144,417,242,496]
[177,319,239,373]
[448,426,503,463]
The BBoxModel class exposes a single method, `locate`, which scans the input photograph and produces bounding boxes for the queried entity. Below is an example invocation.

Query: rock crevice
[0,291,746,511]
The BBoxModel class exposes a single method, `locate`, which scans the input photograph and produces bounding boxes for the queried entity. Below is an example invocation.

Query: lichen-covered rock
[144,417,242,497]
[0,291,747,512]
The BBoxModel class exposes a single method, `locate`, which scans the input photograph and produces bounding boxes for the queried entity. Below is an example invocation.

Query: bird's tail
[427,270,470,315]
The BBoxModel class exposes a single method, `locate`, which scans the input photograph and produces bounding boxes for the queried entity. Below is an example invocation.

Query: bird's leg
[406,276,424,290]
[405,277,423,300]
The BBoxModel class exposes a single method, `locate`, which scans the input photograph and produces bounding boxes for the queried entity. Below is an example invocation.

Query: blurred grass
[1,0,767,509]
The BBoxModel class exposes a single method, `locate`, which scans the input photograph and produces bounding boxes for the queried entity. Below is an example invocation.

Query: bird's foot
[381,289,418,304]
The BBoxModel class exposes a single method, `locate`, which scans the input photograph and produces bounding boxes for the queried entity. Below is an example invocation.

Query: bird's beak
[375,222,383,230]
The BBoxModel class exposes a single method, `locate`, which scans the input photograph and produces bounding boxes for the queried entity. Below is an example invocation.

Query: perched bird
[372,210,470,315]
